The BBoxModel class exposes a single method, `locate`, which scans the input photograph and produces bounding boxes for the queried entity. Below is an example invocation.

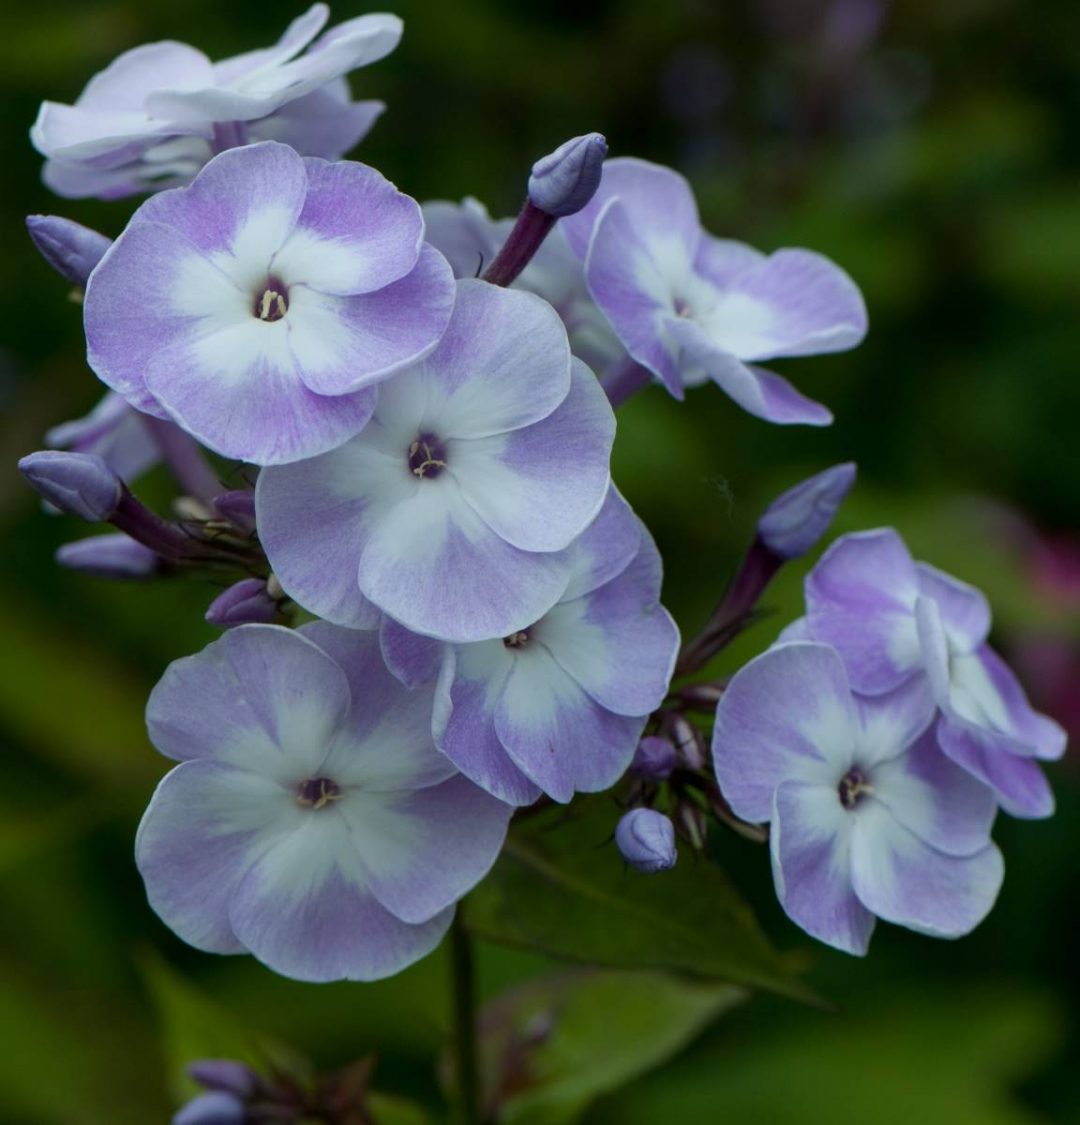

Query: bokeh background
[1,0,1078,1121]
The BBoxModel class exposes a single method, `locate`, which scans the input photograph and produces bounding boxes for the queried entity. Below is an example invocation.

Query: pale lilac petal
[433,650,543,807]
[937,716,1055,819]
[209,3,329,87]
[692,234,766,289]
[914,595,953,708]
[563,157,701,265]
[850,802,1003,938]
[805,529,921,693]
[958,645,1066,761]
[379,617,443,688]
[852,675,937,768]
[712,642,858,822]
[694,248,867,361]
[558,485,643,601]
[872,727,997,856]
[583,198,682,396]
[421,198,499,279]
[272,157,423,294]
[249,82,384,160]
[665,317,833,425]
[453,358,614,552]
[226,814,452,983]
[395,279,572,439]
[771,781,874,956]
[144,316,377,464]
[133,141,306,258]
[46,391,159,482]
[146,624,351,779]
[356,481,572,642]
[541,531,678,717]
[337,777,512,924]
[135,759,292,954]
[297,622,456,792]
[255,442,384,629]
[289,244,454,395]
[915,562,991,654]
[493,647,645,802]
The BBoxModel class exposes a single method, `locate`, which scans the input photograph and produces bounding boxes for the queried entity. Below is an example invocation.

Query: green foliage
[464,800,811,1000]
[472,968,743,1125]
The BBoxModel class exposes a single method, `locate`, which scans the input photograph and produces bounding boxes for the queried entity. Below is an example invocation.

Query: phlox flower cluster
[18,2,1064,999]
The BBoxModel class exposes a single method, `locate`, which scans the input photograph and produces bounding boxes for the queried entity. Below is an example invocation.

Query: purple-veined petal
[915,562,991,655]
[850,801,1003,938]
[712,642,858,823]
[249,82,384,160]
[665,317,833,426]
[852,675,937,769]
[870,727,997,856]
[770,780,874,956]
[433,648,543,807]
[805,529,921,693]
[136,759,294,954]
[452,358,614,553]
[337,776,512,924]
[146,624,351,778]
[557,485,643,602]
[379,616,444,689]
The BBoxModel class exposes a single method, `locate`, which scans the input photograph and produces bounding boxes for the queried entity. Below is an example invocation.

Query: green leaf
[138,951,270,1103]
[585,987,1062,1125]
[368,1091,434,1125]
[464,800,810,1000]
[477,969,743,1125]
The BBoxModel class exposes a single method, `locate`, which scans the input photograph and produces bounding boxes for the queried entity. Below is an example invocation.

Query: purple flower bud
[18,450,122,521]
[26,215,111,288]
[212,490,257,535]
[188,1059,260,1099]
[205,578,277,627]
[757,462,856,561]
[616,808,677,873]
[56,533,161,579]
[632,736,677,780]
[172,1090,246,1125]
[528,133,608,217]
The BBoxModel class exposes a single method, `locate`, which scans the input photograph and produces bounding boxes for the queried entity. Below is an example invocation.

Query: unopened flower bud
[56,533,161,579]
[173,1090,246,1125]
[205,578,278,627]
[632,736,677,780]
[26,215,111,288]
[212,490,257,535]
[665,713,706,771]
[528,132,608,217]
[18,450,121,521]
[757,462,856,561]
[616,808,677,873]
[188,1059,260,1099]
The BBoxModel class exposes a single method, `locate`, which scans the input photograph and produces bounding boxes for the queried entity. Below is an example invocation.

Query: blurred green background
[1,0,1078,1121]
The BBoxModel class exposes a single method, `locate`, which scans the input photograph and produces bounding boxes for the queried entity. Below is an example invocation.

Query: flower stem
[482,201,555,288]
[450,912,481,1125]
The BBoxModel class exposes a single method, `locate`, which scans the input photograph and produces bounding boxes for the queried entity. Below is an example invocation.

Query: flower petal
[850,801,1003,938]
[712,642,858,822]
[805,529,921,693]
[146,624,351,779]
[136,759,295,954]
[771,780,874,956]
[915,562,991,654]
[453,358,614,553]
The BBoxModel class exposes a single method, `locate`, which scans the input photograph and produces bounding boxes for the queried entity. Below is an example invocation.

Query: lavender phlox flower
[46,391,160,484]
[205,578,279,627]
[803,529,1066,817]
[632,735,678,780]
[527,132,608,218]
[422,197,624,374]
[560,158,867,421]
[57,533,162,579]
[18,450,121,521]
[712,641,1003,954]
[32,4,401,199]
[173,1090,245,1125]
[256,278,615,643]
[616,808,677,872]
[26,214,111,287]
[381,488,679,805]
[84,141,454,465]
[136,623,512,981]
